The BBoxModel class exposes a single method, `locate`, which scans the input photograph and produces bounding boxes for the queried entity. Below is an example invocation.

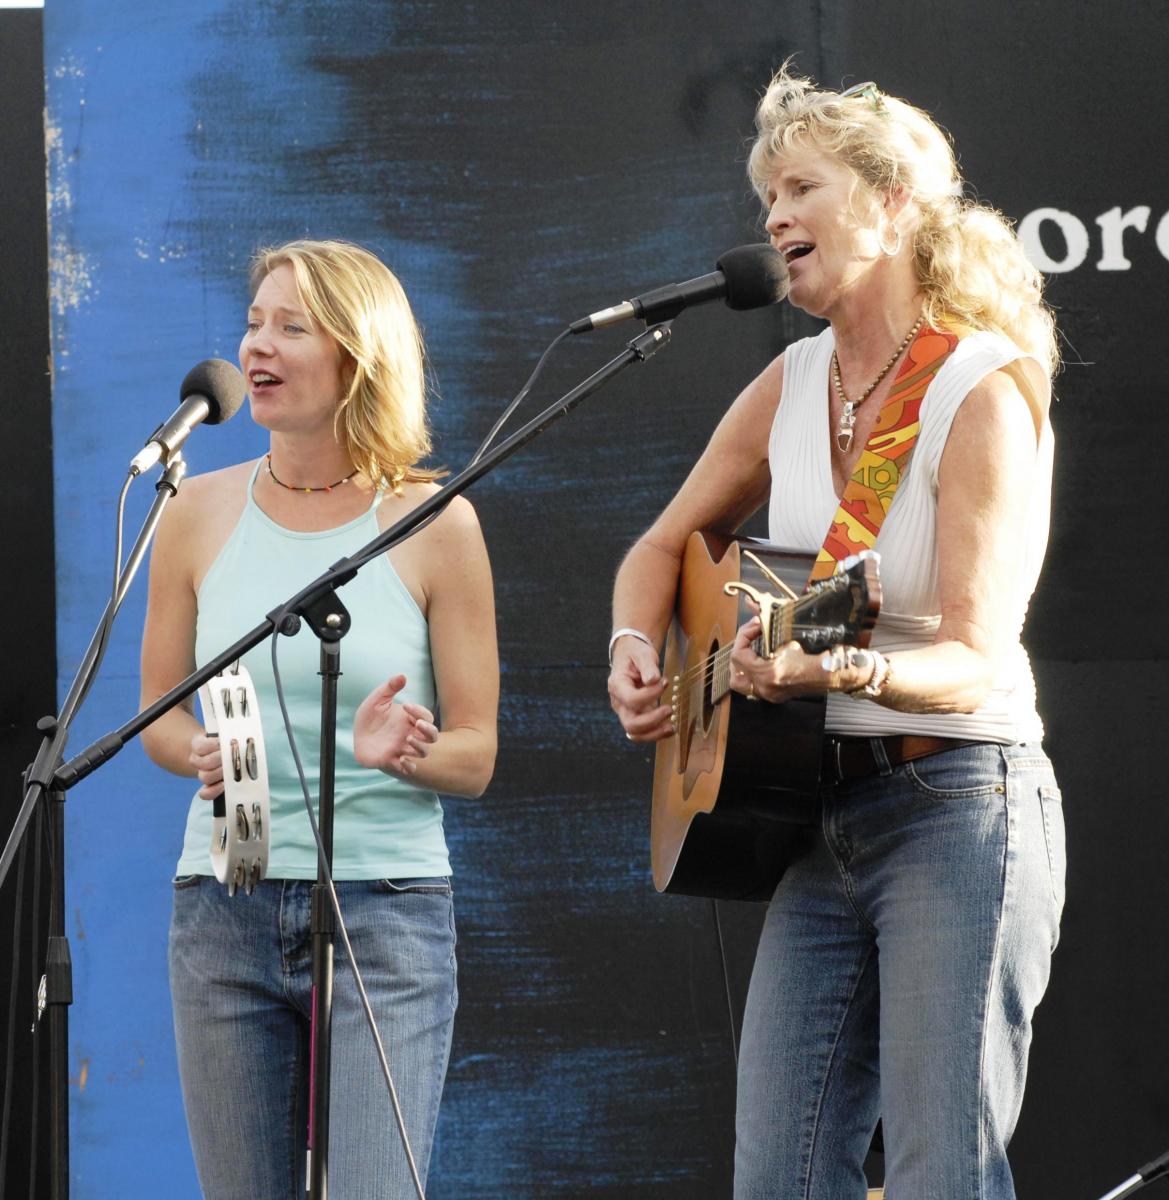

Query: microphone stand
[0,457,188,1200]
[1095,1149,1169,1199]
[298,587,351,1199]
[25,322,673,1199]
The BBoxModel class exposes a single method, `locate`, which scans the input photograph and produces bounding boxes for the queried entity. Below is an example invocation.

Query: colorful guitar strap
[808,324,965,583]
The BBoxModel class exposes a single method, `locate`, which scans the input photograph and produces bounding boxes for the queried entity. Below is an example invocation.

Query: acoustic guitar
[650,530,880,901]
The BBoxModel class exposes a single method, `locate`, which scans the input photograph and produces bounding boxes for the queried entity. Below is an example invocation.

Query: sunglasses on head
[839,80,884,110]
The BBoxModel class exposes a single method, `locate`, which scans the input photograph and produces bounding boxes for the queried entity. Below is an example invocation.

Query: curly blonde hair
[748,66,1057,376]
[249,239,444,491]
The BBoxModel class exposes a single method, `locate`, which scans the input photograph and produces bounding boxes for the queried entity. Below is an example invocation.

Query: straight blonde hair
[250,239,444,491]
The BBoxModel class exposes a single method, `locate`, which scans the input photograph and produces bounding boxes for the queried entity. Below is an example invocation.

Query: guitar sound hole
[702,640,719,732]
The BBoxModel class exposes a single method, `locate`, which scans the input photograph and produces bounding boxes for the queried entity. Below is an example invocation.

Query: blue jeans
[169,875,457,1199]
[734,742,1064,1200]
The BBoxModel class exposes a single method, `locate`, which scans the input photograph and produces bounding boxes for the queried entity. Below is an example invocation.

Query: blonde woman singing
[141,239,498,1199]
[608,69,1062,1200]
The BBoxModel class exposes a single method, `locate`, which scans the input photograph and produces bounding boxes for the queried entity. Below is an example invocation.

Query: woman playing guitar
[607,67,1062,1200]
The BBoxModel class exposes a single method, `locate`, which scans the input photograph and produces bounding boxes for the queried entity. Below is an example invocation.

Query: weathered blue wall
[43,3,1169,1197]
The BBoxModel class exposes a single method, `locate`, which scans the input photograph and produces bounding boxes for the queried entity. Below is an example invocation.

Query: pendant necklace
[832,315,924,453]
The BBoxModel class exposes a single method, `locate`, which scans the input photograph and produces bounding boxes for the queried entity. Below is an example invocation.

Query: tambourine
[198,662,270,896]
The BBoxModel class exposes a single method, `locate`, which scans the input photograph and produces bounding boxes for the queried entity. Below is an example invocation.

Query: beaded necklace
[831,314,924,452]
[265,453,359,494]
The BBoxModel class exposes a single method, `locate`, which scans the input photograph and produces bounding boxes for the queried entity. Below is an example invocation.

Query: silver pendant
[836,401,856,453]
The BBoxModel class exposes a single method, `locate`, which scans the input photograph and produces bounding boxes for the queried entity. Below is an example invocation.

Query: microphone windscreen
[716,244,790,312]
[180,358,247,425]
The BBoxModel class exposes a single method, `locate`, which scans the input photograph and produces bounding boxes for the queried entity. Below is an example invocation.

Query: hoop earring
[879,222,902,257]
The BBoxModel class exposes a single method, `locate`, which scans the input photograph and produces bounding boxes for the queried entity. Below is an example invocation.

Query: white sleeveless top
[768,327,1053,743]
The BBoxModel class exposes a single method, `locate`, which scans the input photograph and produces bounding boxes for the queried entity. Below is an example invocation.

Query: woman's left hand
[728,616,827,703]
[730,616,881,701]
[353,674,439,781]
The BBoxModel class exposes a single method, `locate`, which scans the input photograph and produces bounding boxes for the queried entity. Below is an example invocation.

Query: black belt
[821,735,979,785]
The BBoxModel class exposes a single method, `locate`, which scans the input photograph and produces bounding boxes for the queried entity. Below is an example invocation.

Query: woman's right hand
[189,732,224,801]
[607,637,673,743]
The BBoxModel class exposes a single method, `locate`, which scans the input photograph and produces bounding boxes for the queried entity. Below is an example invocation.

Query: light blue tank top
[176,461,450,880]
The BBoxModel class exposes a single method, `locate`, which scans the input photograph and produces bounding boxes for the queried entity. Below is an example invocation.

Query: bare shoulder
[384,482,483,541]
[429,491,482,537]
[941,371,1038,496]
[706,350,785,460]
[155,460,255,586]
[382,482,489,611]
[166,459,255,518]
[732,350,785,420]
[950,369,1035,445]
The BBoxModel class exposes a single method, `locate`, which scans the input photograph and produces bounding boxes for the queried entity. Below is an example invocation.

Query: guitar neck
[707,636,766,705]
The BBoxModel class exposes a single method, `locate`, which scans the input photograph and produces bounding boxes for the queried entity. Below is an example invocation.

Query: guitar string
[676,637,779,719]
[673,615,853,726]
[669,589,829,691]
[671,577,862,717]
[671,621,828,691]
[672,568,869,695]
[675,641,755,726]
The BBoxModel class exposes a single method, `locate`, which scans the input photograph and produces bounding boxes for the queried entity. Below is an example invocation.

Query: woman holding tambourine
[140,239,498,1199]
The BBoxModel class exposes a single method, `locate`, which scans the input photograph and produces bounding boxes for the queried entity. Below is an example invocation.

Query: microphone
[569,243,789,334]
[129,359,246,475]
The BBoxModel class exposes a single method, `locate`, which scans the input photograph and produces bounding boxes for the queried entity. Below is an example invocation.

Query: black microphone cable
[710,899,740,1070]
[267,628,428,1200]
[343,322,573,574]
[465,242,786,466]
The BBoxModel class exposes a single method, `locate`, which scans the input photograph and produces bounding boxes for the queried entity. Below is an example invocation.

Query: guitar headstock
[790,551,882,652]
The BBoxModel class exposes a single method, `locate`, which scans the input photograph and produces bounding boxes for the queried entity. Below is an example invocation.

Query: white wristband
[608,627,655,666]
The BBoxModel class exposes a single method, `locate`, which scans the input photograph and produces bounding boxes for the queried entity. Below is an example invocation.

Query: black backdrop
[4,2,1169,1196]
[0,9,54,1199]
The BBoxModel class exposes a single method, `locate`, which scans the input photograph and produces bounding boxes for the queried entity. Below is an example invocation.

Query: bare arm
[354,496,498,797]
[609,353,784,739]
[730,369,1043,710]
[874,369,1041,711]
